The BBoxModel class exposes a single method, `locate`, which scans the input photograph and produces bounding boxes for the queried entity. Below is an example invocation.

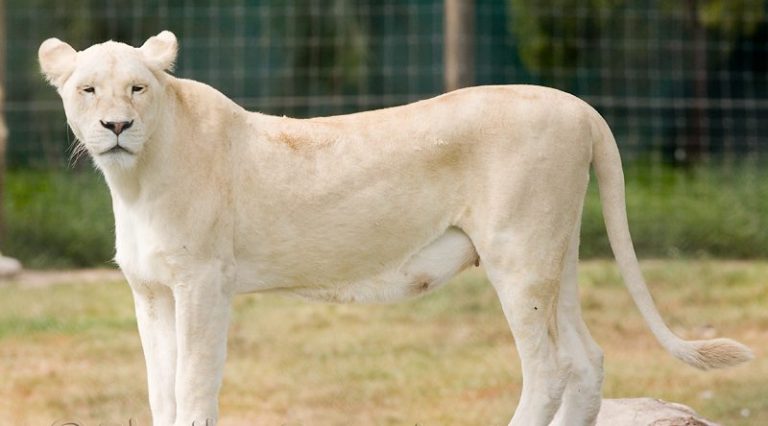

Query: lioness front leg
[132,283,178,425]
[172,274,233,426]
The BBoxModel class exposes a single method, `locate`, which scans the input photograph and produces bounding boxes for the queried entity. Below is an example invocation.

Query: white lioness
[40,31,752,426]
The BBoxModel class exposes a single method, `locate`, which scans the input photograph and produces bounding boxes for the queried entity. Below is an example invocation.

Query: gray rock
[0,254,22,278]
[596,398,720,426]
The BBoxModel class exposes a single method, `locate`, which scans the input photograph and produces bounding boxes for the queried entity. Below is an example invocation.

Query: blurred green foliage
[581,165,768,258]
[693,0,766,36]
[290,0,369,93]
[506,0,621,74]
[4,168,114,268]
[503,0,768,165]
[508,0,768,74]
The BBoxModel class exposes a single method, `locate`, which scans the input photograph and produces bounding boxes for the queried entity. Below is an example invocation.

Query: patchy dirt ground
[1,268,125,288]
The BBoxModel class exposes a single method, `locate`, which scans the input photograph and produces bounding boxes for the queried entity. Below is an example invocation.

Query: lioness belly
[268,227,478,303]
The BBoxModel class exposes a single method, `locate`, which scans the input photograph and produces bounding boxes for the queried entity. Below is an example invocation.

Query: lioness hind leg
[476,214,586,426]
[470,178,590,424]
[549,318,604,426]
[550,218,604,426]
[485,256,572,426]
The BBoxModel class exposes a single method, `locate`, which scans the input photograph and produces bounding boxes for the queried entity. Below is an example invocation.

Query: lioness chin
[39,31,752,426]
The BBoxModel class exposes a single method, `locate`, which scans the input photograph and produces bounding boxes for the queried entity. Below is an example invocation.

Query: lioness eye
[83,86,95,94]
[132,85,145,93]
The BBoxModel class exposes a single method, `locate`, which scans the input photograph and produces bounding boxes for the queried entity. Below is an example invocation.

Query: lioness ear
[140,30,178,72]
[39,38,77,88]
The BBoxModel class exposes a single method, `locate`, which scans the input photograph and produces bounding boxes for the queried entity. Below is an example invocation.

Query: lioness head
[39,31,178,170]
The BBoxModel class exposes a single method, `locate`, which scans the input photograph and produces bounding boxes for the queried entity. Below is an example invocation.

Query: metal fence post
[444,0,475,92]
[0,0,7,247]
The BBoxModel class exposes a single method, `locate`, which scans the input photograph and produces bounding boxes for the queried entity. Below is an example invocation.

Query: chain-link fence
[4,0,768,169]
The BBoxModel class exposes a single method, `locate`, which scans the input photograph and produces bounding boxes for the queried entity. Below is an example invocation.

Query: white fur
[40,32,753,426]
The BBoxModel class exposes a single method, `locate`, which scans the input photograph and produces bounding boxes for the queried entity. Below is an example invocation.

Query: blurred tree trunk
[444,0,475,91]
[0,0,6,247]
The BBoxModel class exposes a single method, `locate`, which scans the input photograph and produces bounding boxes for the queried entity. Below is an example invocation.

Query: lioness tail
[588,107,753,370]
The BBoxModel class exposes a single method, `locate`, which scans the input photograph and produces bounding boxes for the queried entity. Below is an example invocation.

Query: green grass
[4,168,114,268]
[0,260,764,425]
[582,166,768,258]
[2,165,768,268]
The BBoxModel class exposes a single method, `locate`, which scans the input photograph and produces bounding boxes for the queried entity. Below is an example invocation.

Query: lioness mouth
[102,144,132,155]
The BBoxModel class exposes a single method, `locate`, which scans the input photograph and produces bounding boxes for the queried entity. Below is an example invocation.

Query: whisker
[62,122,89,168]
[66,136,88,168]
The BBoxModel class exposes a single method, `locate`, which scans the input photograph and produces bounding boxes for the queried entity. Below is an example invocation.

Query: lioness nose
[100,120,134,136]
